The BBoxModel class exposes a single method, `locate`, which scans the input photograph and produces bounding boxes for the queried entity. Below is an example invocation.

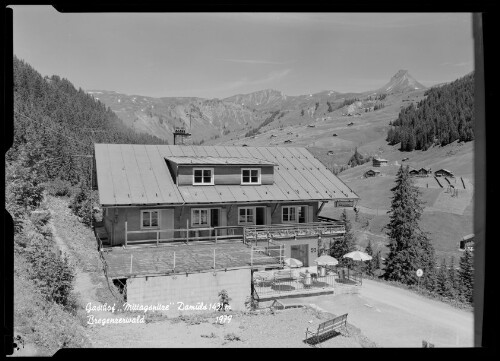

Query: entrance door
[255,207,266,226]
[160,209,174,241]
[291,244,309,267]
[210,208,220,236]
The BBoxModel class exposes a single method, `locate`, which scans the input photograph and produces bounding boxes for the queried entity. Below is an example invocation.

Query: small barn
[409,168,419,177]
[418,167,432,177]
[435,169,454,177]
[372,158,388,167]
[459,234,474,251]
[364,169,381,178]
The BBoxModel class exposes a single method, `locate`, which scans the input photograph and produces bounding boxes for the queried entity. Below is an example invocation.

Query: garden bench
[304,313,348,345]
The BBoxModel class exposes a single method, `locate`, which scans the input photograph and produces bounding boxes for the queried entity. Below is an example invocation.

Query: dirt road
[286,279,474,347]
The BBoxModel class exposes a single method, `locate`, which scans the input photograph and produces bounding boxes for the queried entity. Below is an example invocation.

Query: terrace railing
[124,222,245,246]
[250,242,285,267]
[244,221,345,245]
[253,270,336,297]
[123,220,345,247]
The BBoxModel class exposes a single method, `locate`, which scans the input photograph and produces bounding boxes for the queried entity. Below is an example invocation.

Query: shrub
[44,179,73,197]
[224,333,241,341]
[218,289,230,311]
[25,232,75,307]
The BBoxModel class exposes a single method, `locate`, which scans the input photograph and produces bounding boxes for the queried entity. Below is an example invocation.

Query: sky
[12,7,475,99]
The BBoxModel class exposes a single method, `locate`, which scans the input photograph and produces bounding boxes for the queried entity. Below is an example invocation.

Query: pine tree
[364,240,375,277]
[330,209,356,268]
[436,258,451,297]
[448,256,458,298]
[374,250,382,274]
[384,165,436,286]
[458,248,474,304]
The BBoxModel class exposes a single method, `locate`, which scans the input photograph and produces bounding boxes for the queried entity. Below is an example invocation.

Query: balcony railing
[124,222,245,246]
[122,220,345,247]
[244,221,345,244]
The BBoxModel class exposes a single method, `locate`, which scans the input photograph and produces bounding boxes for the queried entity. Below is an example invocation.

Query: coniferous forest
[9,56,167,223]
[386,72,474,151]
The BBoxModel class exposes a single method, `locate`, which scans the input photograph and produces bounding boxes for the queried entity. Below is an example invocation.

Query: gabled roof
[436,168,454,174]
[94,144,359,206]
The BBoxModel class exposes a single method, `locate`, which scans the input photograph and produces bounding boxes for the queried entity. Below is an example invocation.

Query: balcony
[244,220,345,245]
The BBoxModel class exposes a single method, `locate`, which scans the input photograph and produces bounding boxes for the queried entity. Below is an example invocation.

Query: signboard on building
[335,200,355,207]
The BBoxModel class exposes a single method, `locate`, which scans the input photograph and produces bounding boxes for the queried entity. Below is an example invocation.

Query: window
[241,168,261,185]
[193,168,214,185]
[239,207,255,224]
[141,210,159,229]
[282,206,297,222]
[298,206,307,223]
[192,209,209,227]
[282,206,308,223]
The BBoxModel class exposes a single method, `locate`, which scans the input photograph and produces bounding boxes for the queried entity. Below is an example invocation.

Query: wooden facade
[102,201,319,246]
[372,158,388,167]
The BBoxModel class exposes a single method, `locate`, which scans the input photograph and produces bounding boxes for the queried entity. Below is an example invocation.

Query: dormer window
[193,168,214,185]
[241,168,261,185]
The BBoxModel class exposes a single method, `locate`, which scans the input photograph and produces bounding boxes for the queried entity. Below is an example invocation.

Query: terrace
[93,218,345,248]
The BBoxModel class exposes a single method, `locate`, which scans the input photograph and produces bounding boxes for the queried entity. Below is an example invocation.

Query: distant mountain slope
[87,90,267,143]
[387,72,474,151]
[223,89,288,110]
[89,69,429,145]
[377,70,426,93]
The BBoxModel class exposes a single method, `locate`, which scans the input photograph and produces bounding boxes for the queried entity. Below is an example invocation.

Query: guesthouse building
[93,144,359,311]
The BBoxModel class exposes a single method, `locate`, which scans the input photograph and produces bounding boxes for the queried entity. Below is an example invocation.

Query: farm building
[364,169,381,178]
[409,168,419,177]
[459,234,474,251]
[372,158,388,167]
[93,144,359,312]
[418,167,432,177]
[435,169,454,177]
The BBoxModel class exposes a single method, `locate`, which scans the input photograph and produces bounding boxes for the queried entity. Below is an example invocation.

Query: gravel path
[288,280,474,347]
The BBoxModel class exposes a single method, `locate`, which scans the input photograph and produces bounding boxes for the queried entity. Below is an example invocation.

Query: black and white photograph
[5,8,482,353]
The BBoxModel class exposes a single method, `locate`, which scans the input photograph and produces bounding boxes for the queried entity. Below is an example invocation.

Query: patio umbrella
[284,257,303,268]
[343,251,372,261]
[314,255,339,266]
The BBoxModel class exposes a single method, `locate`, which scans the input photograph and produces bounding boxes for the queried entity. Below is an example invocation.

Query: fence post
[157,230,159,246]
[186,219,189,244]
[215,228,218,244]
[251,246,253,266]
[243,227,246,245]
[173,251,176,272]
[129,254,133,274]
[213,249,216,269]
[125,221,128,247]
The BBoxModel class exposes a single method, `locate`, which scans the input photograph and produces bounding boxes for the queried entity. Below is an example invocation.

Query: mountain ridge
[86,70,447,143]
